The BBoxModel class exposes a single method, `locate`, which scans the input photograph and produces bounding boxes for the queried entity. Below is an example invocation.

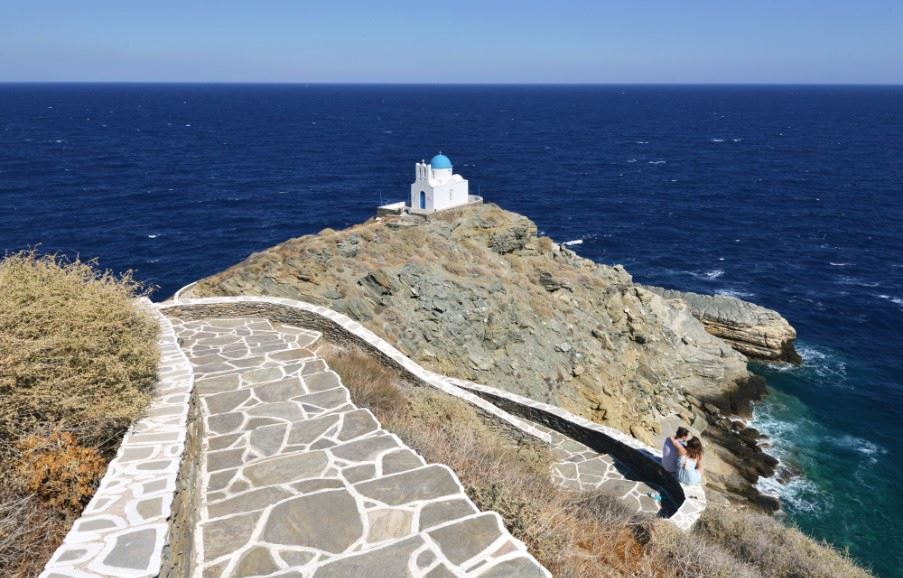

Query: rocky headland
[643,286,801,364]
[186,203,795,510]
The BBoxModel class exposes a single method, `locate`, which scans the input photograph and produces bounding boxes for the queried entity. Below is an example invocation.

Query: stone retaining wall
[163,295,705,530]
[41,300,195,578]
[443,378,706,531]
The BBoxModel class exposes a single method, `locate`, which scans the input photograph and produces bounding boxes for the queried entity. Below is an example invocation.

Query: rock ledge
[644,286,800,363]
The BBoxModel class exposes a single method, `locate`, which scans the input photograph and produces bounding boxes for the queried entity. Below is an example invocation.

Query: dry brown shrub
[0,251,158,454]
[527,291,555,318]
[442,257,468,276]
[321,349,404,415]
[0,489,69,578]
[16,431,106,510]
[505,254,528,274]
[536,236,556,253]
[0,250,158,577]
[695,504,873,578]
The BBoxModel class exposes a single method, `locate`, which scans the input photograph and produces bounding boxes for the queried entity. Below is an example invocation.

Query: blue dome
[430,153,452,169]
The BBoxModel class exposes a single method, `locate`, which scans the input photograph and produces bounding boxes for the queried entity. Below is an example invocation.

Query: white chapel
[377,152,480,217]
[409,153,471,214]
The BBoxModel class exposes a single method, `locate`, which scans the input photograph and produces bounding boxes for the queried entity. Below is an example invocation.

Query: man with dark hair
[662,426,689,476]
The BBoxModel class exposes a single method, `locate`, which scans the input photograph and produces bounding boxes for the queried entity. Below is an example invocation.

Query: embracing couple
[662,427,704,486]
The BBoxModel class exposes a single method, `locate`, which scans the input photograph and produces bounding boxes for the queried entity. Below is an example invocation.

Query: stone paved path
[541,423,675,516]
[170,316,548,578]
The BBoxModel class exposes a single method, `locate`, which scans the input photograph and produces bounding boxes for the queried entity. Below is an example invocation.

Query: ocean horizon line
[2,80,901,88]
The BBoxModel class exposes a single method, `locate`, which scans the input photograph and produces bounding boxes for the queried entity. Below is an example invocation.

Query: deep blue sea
[1,84,901,576]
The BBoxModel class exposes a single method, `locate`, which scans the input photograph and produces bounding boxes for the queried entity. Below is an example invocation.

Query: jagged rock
[644,286,800,363]
[359,270,399,296]
[538,271,570,292]
[591,325,613,349]
[337,235,361,258]
[335,297,373,322]
[487,218,535,254]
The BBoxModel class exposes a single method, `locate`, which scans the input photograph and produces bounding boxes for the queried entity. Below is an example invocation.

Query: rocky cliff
[643,287,800,363]
[187,203,785,509]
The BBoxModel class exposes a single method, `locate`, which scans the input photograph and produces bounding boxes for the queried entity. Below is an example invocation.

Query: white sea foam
[147,234,159,239]
[716,288,755,299]
[834,435,887,462]
[756,473,829,514]
[877,294,903,308]
[835,275,879,288]
[751,409,830,514]
[627,158,637,163]
[685,269,725,281]
[635,140,649,144]
[732,138,743,143]
[829,262,853,267]
[647,160,666,165]
[751,405,803,442]
[562,239,583,246]
[796,344,849,382]
[710,138,725,143]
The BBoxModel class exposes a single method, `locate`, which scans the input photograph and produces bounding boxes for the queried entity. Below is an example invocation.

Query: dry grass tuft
[325,346,873,578]
[323,349,405,414]
[695,504,873,578]
[0,251,159,578]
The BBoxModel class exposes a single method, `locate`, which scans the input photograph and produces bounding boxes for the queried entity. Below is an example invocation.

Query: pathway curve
[542,422,674,516]
[169,315,548,578]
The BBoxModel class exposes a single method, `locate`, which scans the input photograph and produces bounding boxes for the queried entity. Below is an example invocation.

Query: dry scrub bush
[0,251,159,577]
[322,349,405,415]
[695,504,873,578]
[16,431,106,510]
[536,236,556,253]
[0,251,158,455]
[442,258,468,277]
[325,346,873,578]
[0,490,68,578]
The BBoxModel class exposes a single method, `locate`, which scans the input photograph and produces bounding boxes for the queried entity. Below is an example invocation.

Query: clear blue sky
[2,0,901,83]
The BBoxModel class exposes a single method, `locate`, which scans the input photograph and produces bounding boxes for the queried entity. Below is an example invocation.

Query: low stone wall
[443,378,706,531]
[159,296,553,448]
[41,300,196,578]
[163,294,704,530]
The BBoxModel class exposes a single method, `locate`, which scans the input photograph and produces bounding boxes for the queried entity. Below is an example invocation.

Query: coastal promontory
[187,203,794,508]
